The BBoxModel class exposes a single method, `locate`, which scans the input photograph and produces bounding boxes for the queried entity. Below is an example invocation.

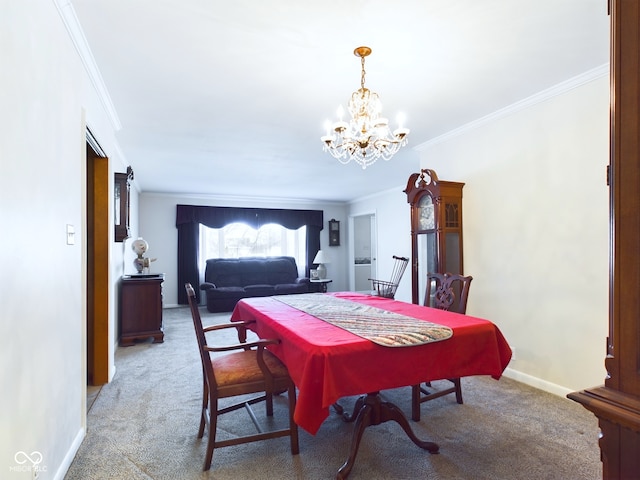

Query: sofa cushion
[266,258,299,284]
[208,261,242,287]
[274,283,308,294]
[207,286,245,298]
[235,260,267,286]
[244,284,275,296]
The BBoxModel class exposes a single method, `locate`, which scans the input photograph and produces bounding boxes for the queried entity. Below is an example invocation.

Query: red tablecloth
[230,292,512,434]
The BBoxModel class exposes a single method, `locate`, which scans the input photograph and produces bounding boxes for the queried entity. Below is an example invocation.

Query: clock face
[418,195,434,230]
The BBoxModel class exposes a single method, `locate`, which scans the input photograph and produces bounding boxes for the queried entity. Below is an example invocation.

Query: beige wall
[0,2,609,478]
[146,73,610,398]
[138,193,349,306]
[351,75,609,395]
[1,0,131,477]
[348,185,416,303]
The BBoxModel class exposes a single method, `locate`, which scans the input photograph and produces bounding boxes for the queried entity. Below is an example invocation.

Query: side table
[310,278,332,293]
[120,274,164,346]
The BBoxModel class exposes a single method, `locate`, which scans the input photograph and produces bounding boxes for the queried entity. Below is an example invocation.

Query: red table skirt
[231,292,512,434]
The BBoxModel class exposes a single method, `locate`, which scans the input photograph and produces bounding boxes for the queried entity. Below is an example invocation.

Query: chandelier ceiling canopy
[321,46,410,169]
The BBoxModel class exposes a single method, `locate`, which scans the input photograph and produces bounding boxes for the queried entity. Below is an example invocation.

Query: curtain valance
[176,204,323,230]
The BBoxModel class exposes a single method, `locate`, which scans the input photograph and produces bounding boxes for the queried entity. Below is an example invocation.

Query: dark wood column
[567,1,640,478]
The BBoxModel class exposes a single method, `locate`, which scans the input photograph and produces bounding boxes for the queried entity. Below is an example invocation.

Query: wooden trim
[606,0,640,398]
[86,147,110,385]
[568,2,640,478]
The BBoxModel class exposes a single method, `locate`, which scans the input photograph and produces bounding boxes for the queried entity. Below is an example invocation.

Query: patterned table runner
[275,293,452,347]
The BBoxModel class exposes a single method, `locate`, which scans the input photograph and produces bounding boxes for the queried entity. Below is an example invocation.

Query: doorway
[349,213,377,292]
[86,135,110,385]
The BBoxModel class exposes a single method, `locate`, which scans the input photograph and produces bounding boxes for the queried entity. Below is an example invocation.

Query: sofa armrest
[200,282,217,290]
[296,277,310,285]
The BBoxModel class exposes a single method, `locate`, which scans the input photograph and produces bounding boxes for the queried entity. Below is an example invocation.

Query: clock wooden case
[329,218,340,246]
[114,166,134,242]
[404,169,465,305]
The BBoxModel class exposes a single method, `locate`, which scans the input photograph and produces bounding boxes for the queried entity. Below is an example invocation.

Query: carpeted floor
[65,306,602,479]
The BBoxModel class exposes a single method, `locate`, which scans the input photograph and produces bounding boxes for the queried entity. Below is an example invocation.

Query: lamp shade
[313,250,329,264]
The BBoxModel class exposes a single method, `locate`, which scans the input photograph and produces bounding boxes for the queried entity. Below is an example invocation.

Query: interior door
[86,139,110,385]
[350,213,377,292]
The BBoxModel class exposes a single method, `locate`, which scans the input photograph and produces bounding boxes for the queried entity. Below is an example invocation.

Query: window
[199,223,307,276]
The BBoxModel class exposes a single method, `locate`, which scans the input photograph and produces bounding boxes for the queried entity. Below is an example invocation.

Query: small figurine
[131,237,156,274]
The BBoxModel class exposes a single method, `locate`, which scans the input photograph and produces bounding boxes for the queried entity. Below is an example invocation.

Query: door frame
[86,133,110,385]
[348,212,377,292]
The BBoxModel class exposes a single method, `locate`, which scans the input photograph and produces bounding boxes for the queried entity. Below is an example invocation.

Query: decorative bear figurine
[131,237,156,274]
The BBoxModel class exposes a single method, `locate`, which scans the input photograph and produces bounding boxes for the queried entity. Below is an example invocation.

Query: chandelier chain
[360,56,366,90]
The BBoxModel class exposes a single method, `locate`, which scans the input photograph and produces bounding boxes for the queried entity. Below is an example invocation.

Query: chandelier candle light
[321,46,410,169]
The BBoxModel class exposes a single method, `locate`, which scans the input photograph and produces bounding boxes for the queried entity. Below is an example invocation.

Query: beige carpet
[65,306,602,479]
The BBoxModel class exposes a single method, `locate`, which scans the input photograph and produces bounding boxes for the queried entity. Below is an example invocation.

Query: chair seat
[212,350,290,388]
[185,282,299,471]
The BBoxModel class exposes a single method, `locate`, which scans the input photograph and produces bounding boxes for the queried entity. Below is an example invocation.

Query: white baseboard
[54,427,85,480]
[502,367,573,398]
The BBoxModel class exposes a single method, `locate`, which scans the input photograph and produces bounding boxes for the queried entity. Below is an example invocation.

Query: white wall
[353,76,610,395]
[138,193,349,306]
[0,3,609,478]
[348,185,415,304]
[1,1,130,478]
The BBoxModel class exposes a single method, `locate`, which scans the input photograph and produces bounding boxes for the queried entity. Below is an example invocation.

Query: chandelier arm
[321,45,409,170]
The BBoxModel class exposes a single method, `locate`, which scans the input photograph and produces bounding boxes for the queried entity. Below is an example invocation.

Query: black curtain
[176,204,324,304]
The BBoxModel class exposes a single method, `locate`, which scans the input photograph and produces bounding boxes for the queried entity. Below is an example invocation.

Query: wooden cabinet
[567,2,640,478]
[404,169,465,305]
[120,274,164,346]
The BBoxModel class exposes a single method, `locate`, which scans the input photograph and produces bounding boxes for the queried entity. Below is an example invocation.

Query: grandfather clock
[404,169,465,305]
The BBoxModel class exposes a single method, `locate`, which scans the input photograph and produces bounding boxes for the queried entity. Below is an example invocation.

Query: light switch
[66,224,75,245]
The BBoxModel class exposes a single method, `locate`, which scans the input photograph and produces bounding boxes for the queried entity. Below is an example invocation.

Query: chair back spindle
[424,272,473,314]
[369,255,409,299]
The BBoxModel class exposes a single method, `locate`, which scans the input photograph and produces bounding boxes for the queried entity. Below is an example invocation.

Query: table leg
[336,392,439,479]
[340,395,366,422]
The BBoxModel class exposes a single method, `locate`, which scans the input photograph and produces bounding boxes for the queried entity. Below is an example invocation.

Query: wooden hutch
[567,1,640,478]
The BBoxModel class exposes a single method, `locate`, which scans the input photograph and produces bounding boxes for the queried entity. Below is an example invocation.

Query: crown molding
[140,191,348,207]
[348,183,406,205]
[53,0,121,131]
[415,63,609,152]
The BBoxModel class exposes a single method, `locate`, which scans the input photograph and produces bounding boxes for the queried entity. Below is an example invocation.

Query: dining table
[230,291,512,479]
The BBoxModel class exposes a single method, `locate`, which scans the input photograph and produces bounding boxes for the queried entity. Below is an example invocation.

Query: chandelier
[321,46,410,169]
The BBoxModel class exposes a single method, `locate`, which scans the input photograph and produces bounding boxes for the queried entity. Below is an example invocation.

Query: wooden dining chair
[185,283,299,470]
[369,255,409,299]
[411,272,473,421]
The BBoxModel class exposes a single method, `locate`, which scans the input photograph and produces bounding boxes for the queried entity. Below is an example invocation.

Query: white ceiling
[71,0,609,203]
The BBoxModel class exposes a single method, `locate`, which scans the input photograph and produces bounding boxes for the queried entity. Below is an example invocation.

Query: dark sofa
[200,256,310,312]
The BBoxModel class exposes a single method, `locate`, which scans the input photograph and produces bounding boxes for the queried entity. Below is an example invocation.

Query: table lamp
[313,250,329,279]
